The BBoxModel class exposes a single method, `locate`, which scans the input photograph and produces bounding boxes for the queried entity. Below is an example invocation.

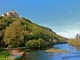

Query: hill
[0,16,67,48]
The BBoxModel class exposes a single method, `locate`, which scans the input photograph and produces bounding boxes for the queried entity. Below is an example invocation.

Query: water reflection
[75,46,80,52]
[23,44,80,60]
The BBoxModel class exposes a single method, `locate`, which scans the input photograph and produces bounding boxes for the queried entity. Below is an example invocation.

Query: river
[23,44,80,60]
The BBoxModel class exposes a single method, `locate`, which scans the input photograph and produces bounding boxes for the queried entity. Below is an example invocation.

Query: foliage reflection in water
[22,44,80,60]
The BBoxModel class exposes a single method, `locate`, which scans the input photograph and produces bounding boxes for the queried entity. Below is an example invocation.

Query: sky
[0,0,80,38]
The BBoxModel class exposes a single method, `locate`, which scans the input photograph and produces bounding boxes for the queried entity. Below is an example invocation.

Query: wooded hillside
[0,17,67,48]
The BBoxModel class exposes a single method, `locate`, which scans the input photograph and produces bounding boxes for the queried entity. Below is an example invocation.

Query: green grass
[45,49,69,53]
[0,50,10,60]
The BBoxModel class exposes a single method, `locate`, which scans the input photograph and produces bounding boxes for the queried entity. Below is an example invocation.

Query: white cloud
[54,28,80,38]
[41,22,80,38]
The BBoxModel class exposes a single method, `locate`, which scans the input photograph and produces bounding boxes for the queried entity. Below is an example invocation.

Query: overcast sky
[0,0,80,38]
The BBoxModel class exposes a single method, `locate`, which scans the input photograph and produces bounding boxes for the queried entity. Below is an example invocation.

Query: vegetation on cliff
[0,16,67,48]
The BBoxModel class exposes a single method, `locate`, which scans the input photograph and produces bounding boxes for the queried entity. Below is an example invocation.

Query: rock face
[1,10,19,18]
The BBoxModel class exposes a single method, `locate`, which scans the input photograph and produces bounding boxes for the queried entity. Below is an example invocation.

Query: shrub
[25,40,38,49]
[25,38,47,49]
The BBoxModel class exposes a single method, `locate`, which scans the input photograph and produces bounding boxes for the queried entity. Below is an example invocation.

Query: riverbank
[0,50,10,60]
[6,52,24,60]
[5,48,25,60]
[22,44,80,60]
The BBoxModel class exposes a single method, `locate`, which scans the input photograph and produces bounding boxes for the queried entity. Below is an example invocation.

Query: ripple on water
[23,44,80,60]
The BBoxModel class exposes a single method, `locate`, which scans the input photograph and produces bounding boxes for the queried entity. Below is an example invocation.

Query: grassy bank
[0,50,10,60]
[68,39,80,46]
[45,49,69,53]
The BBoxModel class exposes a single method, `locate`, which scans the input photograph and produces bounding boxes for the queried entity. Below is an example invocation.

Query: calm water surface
[23,44,80,60]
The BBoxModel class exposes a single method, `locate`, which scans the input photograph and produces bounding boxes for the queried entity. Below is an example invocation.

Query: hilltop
[0,11,67,48]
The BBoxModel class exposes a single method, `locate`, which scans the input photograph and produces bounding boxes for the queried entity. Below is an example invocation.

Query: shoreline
[5,48,25,60]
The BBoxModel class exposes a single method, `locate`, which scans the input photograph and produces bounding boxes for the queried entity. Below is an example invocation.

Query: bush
[25,40,38,49]
[25,38,47,49]
[37,38,47,48]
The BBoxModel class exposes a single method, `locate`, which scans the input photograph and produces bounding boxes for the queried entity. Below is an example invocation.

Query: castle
[1,10,19,18]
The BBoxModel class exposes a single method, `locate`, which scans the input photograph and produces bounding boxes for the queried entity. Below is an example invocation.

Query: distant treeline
[68,34,80,46]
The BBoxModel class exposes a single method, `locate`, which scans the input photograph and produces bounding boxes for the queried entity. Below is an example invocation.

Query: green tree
[0,31,3,46]
[4,21,24,48]
[37,38,47,48]
[0,21,6,30]
[25,40,38,49]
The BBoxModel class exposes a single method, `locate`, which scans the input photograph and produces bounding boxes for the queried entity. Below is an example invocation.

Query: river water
[23,44,80,60]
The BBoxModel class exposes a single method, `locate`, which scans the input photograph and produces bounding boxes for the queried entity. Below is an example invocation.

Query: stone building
[1,10,19,18]
[1,13,7,17]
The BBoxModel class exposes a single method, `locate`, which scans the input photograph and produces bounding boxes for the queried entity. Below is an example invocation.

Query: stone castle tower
[1,10,19,18]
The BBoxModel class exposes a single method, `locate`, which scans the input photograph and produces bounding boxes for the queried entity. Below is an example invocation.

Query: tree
[4,21,24,48]
[37,38,47,48]
[0,31,3,46]
[25,40,38,49]
[0,21,6,30]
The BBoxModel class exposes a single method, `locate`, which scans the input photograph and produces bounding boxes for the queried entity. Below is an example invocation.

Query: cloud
[41,22,80,38]
[66,26,72,28]
[56,29,80,38]
[54,25,80,38]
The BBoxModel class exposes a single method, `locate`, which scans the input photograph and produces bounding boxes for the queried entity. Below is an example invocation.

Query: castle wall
[1,10,19,18]
[2,13,7,17]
